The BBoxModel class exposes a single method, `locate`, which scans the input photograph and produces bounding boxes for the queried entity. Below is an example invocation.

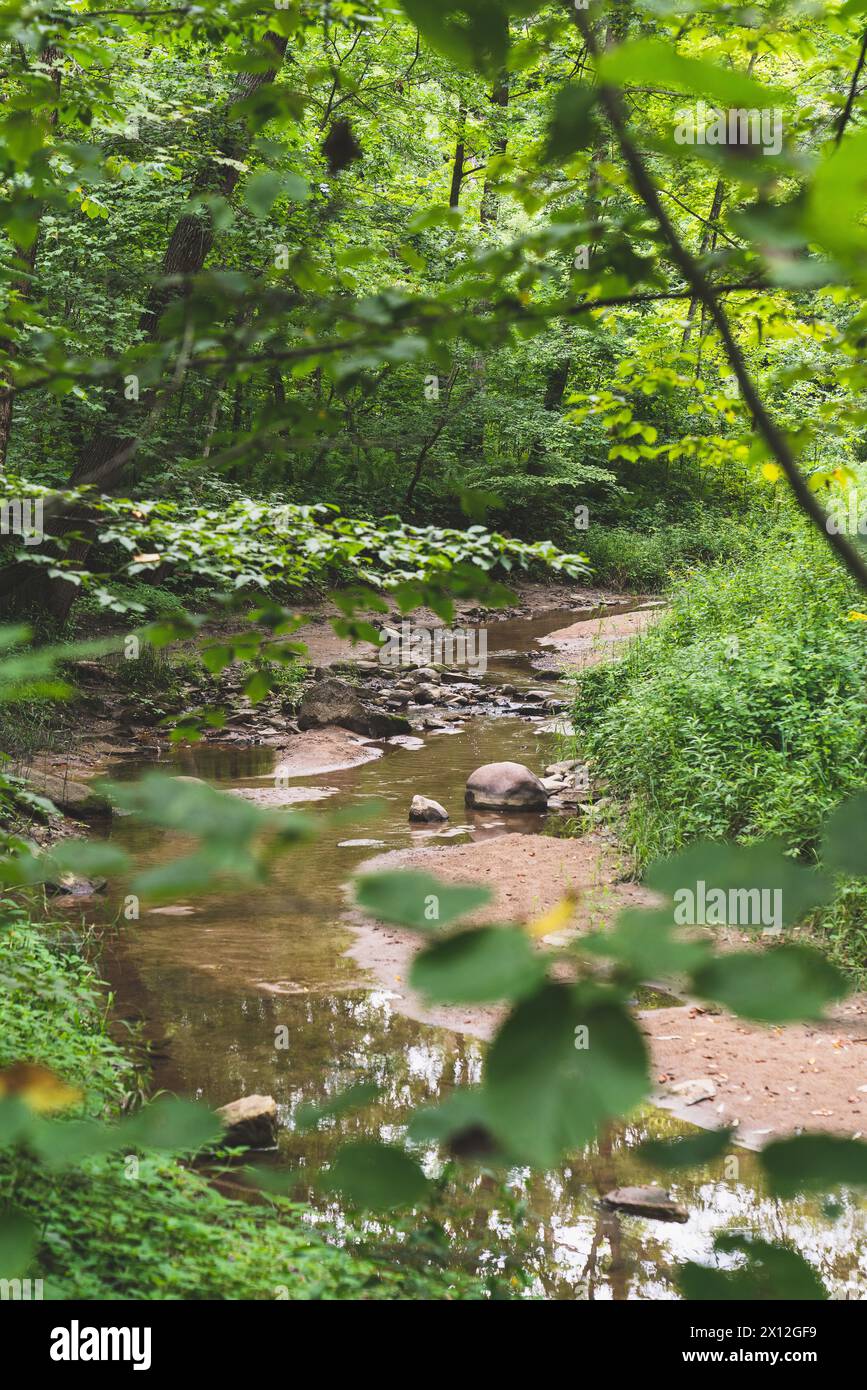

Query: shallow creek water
[96,607,864,1299]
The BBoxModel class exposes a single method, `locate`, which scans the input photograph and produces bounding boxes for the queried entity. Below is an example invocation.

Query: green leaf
[241,1164,302,1196]
[691,946,847,1022]
[45,841,129,877]
[30,1116,126,1167]
[0,1097,32,1150]
[294,1083,379,1131]
[759,1135,867,1196]
[355,870,492,931]
[806,129,867,270]
[822,789,867,875]
[544,86,599,162]
[407,1087,492,1143]
[644,840,832,930]
[325,1141,430,1211]
[124,1098,222,1153]
[0,1209,37,1278]
[243,669,273,703]
[399,0,512,73]
[680,1234,827,1301]
[484,984,649,1166]
[599,40,790,109]
[638,1127,734,1171]
[244,170,308,218]
[410,926,545,1003]
[580,908,711,978]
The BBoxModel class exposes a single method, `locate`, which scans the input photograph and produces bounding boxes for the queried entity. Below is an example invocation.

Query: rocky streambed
[18,593,867,1298]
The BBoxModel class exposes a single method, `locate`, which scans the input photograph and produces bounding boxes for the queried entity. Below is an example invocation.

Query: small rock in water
[409,795,449,822]
[387,735,425,750]
[215,1094,278,1151]
[600,1186,688,1223]
[668,1077,717,1105]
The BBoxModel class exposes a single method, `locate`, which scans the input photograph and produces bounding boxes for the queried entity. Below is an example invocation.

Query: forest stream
[90,606,866,1299]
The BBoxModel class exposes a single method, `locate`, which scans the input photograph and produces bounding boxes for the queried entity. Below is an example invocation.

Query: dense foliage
[3,0,867,1305]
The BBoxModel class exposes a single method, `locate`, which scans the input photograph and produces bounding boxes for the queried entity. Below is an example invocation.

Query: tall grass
[570,521,867,974]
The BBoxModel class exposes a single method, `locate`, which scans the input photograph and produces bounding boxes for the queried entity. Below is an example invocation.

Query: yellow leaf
[527,893,576,940]
[761,462,783,483]
[844,610,867,622]
[0,1062,82,1113]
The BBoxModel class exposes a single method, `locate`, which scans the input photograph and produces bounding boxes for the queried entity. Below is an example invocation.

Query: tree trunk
[0,46,62,474]
[480,76,509,226]
[449,103,467,209]
[37,32,289,621]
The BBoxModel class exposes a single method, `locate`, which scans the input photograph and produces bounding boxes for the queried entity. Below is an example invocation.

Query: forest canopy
[2,0,867,1320]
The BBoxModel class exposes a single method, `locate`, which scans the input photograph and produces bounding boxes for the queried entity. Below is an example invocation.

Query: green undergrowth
[570,523,867,979]
[0,910,484,1300]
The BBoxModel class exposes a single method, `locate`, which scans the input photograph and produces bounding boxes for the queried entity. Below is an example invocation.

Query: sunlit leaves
[599,40,790,111]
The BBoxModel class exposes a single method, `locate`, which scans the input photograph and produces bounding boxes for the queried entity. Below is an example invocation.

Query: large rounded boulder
[297,677,410,737]
[465,761,547,811]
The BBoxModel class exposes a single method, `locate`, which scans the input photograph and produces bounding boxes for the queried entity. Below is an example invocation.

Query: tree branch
[574,10,867,595]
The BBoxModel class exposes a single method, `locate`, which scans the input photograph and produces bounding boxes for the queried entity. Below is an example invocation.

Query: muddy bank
[290,580,635,669]
[651,997,867,1147]
[346,833,655,1038]
[19,585,866,1153]
[348,827,867,1144]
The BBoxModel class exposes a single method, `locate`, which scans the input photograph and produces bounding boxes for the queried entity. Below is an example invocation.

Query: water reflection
[88,611,867,1299]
